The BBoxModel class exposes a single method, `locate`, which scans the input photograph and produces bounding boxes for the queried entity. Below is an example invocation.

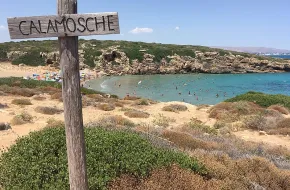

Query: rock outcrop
[6,47,290,76]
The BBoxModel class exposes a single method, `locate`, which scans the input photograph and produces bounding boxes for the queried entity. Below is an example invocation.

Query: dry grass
[50,92,63,101]
[161,130,219,151]
[276,118,290,128]
[114,101,124,107]
[86,94,105,102]
[32,95,46,101]
[98,103,115,111]
[208,101,262,122]
[10,112,33,125]
[46,118,64,128]
[35,106,63,115]
[109,164,223,190]
[124,110,150,118]
[267,118,290,135]
[0,85,37,97]
[185,118,218,135]
[196,104,210,110]
[191,151,290,190]
[87,115,135,129]
[82,96,98,107]
[40,86,60,95]
[162,104,188,113]
[135,99,150,106]
[11,98,32,105]
[123,96,141,101]
[153,113,176,127]
[268,105,289,115]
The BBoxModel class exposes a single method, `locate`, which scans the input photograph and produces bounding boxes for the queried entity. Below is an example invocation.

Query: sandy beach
[1,62,290,151]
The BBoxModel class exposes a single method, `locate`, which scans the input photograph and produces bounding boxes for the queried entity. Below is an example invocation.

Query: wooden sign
[7,12,120,39]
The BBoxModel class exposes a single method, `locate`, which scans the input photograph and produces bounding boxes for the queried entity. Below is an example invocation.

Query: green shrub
[84,48,102,68]
[0,77,110,96]
[0,46,8,61]
[0,127,206,190]
[12,51,45,66]
[225,91,290,110]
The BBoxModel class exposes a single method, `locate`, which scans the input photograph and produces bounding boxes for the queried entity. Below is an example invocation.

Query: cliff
[1,39,290,76]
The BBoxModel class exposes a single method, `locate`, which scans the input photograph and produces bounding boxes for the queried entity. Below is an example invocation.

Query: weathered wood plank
[58,0,88,190]
[7,12,120,39]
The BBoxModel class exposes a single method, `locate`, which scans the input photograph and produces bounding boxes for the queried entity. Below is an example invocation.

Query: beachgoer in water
[188,91,191,95]
[178,92,181,95]
[216,93,219,98]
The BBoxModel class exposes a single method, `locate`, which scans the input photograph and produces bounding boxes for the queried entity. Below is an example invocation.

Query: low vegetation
[87,115,135,129]
[162,104,188,113]
[10,112,33,125]
[210,94,290,136]
[0,127,206,189]
[124,110,150,118]
[153,113,176,127]
[50,92,63,101]
[46,118,64,128]
[161,130,219,151]
[35,106,63,115]
[185,118,218,135]
[11,50,45,66]
[32,95,46,101]
[98,103,115,111]
[135,99,150,106]
[11,98,32,105]
[267,118,290,135]
[268,104,289,115]
[123,96,141,101]
[0,77,107,96]
[0,39,283,67]
[225,91,290,110]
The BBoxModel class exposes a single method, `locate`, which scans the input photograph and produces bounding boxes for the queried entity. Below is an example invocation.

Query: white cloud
[129,27,153,34]
[120,33,125,36]
[0,25,6,30]
[175,26,180,30]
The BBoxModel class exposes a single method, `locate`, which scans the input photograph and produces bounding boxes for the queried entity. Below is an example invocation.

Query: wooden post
[57,0,89,189]
[7,2,120,189]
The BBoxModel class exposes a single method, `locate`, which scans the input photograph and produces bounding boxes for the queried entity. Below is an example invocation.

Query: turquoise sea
[87,72,290,105]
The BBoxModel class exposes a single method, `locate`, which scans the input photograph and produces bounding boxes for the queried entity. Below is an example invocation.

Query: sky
[0,0,290,49]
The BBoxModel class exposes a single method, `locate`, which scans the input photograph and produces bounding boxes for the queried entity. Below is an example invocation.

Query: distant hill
[211,46,290,54]
[0,40,289,75]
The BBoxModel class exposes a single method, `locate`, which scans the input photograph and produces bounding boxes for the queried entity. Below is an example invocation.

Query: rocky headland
[1,40,290,76]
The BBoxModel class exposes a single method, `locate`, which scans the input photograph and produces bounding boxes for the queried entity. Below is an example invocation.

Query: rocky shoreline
[6,46,290,77]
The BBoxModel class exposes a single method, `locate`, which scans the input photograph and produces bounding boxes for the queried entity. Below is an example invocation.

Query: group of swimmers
[112,79,232,102]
